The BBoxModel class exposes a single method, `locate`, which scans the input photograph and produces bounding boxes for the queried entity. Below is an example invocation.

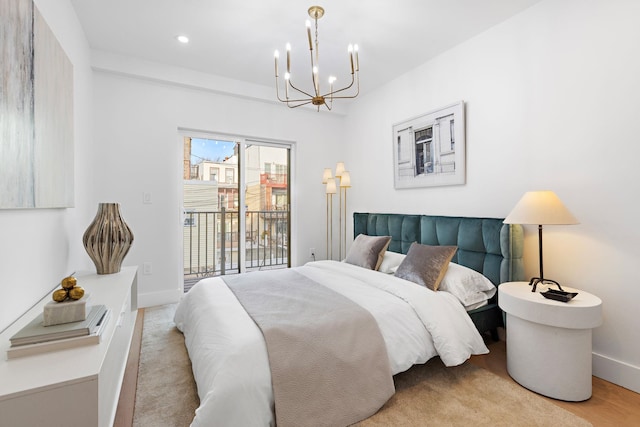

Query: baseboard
[138,288,183,309]
[593,352,640,394]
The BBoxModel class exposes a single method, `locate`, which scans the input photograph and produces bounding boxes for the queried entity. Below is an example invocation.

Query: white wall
[343,0,640,392]
[0,1,95,333]
[90,58,344,307]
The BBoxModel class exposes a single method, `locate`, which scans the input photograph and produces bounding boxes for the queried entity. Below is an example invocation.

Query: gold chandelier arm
[275,76,287,102]
[277,78,315,105]
[322,73,359,99]
[287,79,315,99]
[284,97,316,104]
[311,49,321,96]
[276,74,316,104]
[286,100,314,108]
[327,87,359,99]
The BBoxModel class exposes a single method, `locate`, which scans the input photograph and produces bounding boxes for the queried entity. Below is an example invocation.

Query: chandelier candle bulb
[349,44,354,74]
[286,43,291,73]
[354,45,359,71]
[274,50,279,77]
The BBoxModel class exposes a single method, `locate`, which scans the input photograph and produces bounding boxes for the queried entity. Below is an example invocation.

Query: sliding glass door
[182,134,290,291]
[243,142,290,271]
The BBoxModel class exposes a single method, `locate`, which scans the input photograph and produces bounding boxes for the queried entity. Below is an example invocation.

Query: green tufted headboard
[353,212,524,285]
[353,212,524,338]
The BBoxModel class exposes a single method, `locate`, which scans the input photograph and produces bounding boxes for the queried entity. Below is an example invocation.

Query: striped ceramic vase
[82,203,134,274]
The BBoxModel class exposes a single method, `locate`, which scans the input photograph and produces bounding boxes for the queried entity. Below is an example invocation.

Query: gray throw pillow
[394,243,457,291]
[345,234,392,270]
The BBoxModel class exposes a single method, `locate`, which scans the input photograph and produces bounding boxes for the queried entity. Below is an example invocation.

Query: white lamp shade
[504,191,579,225]
[322,168,332,184]
[325,178,337,194]
[335,162,345,178]
[339,171,351,188]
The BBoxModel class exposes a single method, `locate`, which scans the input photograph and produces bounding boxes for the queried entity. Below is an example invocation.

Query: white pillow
[438,262,496,308]
[378,251,406,274]
[380,252,496,308]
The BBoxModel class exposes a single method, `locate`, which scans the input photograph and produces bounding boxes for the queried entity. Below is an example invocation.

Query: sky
[190,138,236,164]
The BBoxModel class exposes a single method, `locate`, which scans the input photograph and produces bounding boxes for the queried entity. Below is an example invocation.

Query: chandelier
[274,6,359,111]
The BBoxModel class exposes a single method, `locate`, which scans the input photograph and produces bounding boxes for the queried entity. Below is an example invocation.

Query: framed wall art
[392,101,465,189]
[0,0,74,209]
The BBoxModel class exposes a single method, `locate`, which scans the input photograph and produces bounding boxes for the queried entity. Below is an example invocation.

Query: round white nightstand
[498,281,602,401]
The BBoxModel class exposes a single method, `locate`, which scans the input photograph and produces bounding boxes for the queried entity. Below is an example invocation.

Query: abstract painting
[1,0,74,209]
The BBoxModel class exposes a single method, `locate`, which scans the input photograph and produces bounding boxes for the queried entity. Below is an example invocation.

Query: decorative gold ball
[53,289,69,302]
[61,276,78,289]
[68,286,85,300]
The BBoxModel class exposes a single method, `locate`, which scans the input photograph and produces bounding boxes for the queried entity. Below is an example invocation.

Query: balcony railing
[183,208,288,291]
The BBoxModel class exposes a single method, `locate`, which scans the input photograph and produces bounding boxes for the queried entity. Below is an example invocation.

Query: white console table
[498,281,602,401]
[0,267,138,427]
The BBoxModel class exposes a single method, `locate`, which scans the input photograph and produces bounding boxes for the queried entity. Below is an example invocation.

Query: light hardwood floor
[115,313,639,426]
[470,337,640,427]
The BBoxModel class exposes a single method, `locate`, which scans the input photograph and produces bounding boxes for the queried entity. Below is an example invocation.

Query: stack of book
[7,305,111,359]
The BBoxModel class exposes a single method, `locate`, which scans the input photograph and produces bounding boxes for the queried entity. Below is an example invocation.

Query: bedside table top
[499,281,603,329]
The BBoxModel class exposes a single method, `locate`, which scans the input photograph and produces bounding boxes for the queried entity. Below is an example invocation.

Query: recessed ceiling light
[176,35,189,44]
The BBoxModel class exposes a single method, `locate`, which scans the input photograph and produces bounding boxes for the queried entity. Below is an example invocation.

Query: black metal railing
[183,208,288,291]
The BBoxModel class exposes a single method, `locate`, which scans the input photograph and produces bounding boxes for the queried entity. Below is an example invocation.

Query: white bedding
[174,260,489,427]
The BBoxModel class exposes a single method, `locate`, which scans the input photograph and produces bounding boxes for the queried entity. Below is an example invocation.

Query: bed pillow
[439,262,497,308]
[378,251,406,274]
[344,234,391,270]
[394,243,457,291]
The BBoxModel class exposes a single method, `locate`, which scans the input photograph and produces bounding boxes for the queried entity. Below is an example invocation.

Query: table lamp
[504,191,579,292]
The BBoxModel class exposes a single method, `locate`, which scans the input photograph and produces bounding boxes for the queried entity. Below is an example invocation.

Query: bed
[354,213,525,339]
[174,213,524,427]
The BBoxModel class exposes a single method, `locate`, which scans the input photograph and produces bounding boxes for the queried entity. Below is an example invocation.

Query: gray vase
[83,203,134,274]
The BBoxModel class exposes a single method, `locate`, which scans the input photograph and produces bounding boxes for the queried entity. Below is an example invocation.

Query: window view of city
[183,137,289,291]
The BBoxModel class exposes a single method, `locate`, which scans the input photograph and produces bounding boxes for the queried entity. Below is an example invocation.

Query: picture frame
[392,101,465,189]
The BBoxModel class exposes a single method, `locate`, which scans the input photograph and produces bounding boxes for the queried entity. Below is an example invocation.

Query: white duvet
[174,260,488,427]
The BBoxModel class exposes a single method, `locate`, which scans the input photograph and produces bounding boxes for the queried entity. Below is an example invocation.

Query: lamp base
[528,277,564,293]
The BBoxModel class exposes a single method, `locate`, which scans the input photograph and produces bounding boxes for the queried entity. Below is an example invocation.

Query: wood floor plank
[470,336,640,427]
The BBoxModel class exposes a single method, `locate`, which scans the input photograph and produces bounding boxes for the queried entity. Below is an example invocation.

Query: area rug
[133,304,591,427]
[132,304,199,427]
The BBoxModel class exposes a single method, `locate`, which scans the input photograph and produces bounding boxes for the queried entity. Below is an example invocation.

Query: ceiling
[71,0,542,96]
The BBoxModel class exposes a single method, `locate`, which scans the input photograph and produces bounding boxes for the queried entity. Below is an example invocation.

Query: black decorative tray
[541,289,578,302]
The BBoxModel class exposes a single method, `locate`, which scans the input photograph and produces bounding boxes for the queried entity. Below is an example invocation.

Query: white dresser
[0,267,138,427]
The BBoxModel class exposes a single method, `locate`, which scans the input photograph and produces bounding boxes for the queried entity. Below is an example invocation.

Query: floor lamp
[324,175,336,260]
[339,170,351,260]
[334,162,345,259]
[503,190,579,292]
